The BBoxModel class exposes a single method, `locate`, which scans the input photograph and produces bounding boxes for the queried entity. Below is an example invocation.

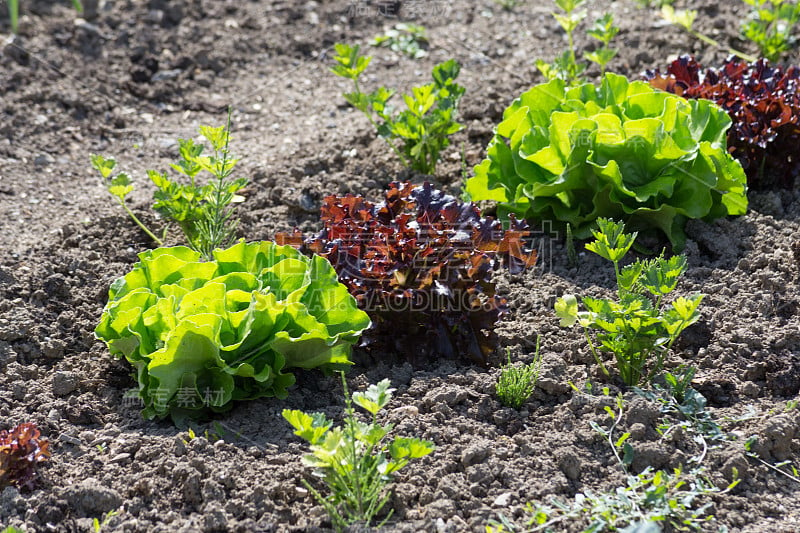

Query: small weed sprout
[565,223,577,267]
[331,43,465,174]
[92,510,120,533]
[494,0,523,11]
[555,219,704,386]
[371,23,428,59]
[632,0,674,6]
[496,338,542,410]
[283,375,434,532]
[488,395,740,532]
[744,436,800,483]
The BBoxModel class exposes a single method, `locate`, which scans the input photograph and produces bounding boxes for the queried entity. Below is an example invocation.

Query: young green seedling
[496,337,543,410]
[331,43,465,174]
[536,1,620,83]
[284,375,434,531]
[494,0,524,11]
[741,0,800,62]
[555,219,704,386]
[661,5,757,62]
[536,0,588,84]
[371,23,428,59]
[584,13,619,75]
[8,0,83,33]
[91,112,247,258]
[90,155,164,245]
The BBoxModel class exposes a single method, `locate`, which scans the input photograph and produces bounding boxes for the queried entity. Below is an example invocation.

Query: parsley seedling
[556,219,704,386]
[332,43,465,174]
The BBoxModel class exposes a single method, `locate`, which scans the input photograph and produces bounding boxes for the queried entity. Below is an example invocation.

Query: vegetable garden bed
[0,0,799,531]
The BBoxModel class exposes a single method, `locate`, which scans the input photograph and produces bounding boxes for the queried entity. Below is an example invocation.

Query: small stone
[34,154,55,167]
[492,492,513,507]
[109,453,130,464]
[555,447,582,481]
[202,503,228,532]
[461,444,490,467]
[741,381,760,398]
[59,434,82,446]
[3,35,29,66]
[41,339,66,359]
[73,18,104,37]
[52,371,80,396]
[629,423,647,440]
[392,405,419,417]
[64,479,122,515]
[151,68,183,81]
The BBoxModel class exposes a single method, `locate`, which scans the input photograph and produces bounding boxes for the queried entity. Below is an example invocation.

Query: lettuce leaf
[466,73,748,250]
[95,241,371,420]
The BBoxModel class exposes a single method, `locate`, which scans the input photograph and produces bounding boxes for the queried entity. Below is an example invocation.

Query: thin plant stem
[118,199,163,246]
[584,329,609,377]
[9,0,19,33]
[686,28,757,63]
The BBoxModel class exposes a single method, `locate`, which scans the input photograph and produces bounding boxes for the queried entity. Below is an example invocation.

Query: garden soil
[1,0,799,531]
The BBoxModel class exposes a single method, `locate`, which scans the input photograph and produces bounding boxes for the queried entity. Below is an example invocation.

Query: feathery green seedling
[331,43,465,174]
[91,112,247,258]
[7,0,83,33]
[536,0,588,84]
[555,219,704,386]
[148,111,246,258]
[496,338,542,410]
[741,0,800,62]
[745,436,800,483]
[284,375,434,532]
[371,23,428,59]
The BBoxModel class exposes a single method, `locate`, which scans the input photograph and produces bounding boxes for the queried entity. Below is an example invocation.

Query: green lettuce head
[95,241,371,420]
[466,73,748,250]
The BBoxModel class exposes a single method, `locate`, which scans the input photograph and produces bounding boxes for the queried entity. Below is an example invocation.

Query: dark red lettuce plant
[0,423,50,491]
[277,182,537,365]
[647,55,800,188]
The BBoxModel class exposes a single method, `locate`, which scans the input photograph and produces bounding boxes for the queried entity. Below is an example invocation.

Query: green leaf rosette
[466,73,748,250]
[96,241,371,420]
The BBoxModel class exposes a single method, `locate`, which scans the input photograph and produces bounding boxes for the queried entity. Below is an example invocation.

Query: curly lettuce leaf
[466,73,748,250]
[95,242,371,420]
